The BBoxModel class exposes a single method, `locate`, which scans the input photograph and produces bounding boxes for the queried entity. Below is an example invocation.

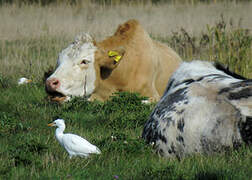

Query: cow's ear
[102,46,125,70]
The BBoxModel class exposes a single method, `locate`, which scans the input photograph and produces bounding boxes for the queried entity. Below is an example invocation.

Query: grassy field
[0,1,252,179]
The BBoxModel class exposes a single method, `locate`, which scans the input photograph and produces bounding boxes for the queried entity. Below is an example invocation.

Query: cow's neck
[91,81,118,101]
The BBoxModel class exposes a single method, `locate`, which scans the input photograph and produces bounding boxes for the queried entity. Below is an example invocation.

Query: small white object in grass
[65,96,71,102]
[18,77,32,85]
[111,135,117,141]
[141,100,150,104]
[48,119,101,159]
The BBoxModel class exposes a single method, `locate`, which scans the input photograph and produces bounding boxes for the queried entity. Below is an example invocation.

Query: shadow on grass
[195,171,226,180]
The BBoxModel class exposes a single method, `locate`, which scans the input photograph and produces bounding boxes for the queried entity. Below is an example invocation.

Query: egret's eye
[80,59,89,65]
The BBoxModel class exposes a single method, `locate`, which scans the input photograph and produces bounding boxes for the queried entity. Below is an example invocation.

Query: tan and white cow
[45,19,181,102]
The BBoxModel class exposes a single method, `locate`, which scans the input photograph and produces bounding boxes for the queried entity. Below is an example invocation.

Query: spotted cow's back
[142,60,252,158]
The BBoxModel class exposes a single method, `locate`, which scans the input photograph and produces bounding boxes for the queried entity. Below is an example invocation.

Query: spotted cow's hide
[142,60,252,158]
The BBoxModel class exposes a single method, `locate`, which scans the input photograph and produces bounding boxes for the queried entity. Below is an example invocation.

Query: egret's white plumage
[18,77,32,85]
[48,119,101,158]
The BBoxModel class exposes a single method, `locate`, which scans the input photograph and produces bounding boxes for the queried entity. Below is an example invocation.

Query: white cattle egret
[48,119,101,158]
[18,77,32,85]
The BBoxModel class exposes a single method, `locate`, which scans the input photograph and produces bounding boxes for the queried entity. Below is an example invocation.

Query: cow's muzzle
[45,78,67,102]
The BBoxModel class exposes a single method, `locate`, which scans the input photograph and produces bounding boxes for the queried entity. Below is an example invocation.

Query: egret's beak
[48,123,55,127]
[27,79,32,83]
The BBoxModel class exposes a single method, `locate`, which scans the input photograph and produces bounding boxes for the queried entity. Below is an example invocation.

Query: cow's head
[45,33,125,102]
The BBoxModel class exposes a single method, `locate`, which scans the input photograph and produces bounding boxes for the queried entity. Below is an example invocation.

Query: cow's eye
[80,60,89,65]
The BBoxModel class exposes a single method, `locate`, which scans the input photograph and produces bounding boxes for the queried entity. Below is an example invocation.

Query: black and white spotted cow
[142,60,252,158]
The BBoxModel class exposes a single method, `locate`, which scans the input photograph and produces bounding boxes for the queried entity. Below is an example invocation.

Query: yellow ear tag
[108,50,119,57]
[108,50,121,63]
[114,55,121,62]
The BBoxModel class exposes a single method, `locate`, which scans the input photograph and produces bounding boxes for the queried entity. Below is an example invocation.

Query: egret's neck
[55,125,65,142]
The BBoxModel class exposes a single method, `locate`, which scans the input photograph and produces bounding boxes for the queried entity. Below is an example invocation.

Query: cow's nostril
[46,78,60,91]
[53,80,59,85]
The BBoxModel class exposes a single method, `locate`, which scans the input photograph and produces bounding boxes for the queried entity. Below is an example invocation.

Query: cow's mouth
[46,89,69,103]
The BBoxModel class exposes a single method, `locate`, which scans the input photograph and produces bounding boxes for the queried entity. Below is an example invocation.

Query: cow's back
[96,20,181,101]
[152,41,181,96]
[142,60,252,157]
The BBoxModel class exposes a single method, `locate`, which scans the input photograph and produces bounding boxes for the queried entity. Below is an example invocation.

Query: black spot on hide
[203,74,231,80]
[232,136,242,149]
[230,80,252,89]
[154,88,188,130]
[162,79,175,98]
[176,136,185,146]
[156,87,188,117]
[177,109,185,115]
[196,77,204,82]
[177,118,185,132]
[155,132,167,144]
[218,87,232,95]
[211,118,222,135]
[142,116,156,143]
[200,137,216,153]
[219,80,252,95]
[228,88,252,100]
[206,75,230,82]
[158,148,164,156]
[239,116,252,144]
[167,143,176,154]
[168,150,172,154]
[143,87,188,148]
[142,117,167,144]
[143,86,189,150]
[173,77,204,88]
[182,79,195,85]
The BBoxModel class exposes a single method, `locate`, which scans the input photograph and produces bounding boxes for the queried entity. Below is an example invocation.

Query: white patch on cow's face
[47,36,97,98]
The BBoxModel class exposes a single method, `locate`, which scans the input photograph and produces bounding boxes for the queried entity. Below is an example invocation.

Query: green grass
[0,17,252,179]
[0,84,251,179]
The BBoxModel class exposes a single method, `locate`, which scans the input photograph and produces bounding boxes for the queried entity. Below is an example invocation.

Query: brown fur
[90,19,182,102]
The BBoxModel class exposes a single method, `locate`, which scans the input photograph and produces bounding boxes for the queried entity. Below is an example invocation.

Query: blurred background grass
[1,0,251,41]
[0,0,251,79]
